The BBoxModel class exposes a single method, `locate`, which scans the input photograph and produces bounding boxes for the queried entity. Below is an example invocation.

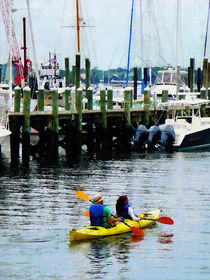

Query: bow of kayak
[70,208,161,242]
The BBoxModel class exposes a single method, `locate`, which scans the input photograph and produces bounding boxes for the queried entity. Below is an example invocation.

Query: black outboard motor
[134,125,148,151]
[148,125,161,151]
[159,125,175,152]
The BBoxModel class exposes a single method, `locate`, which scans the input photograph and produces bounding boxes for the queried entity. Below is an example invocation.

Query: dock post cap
[23,86,31,91]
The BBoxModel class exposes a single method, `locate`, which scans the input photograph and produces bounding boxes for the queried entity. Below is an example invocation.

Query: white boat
[161,100,210,151]
[39,52,65,93]
[151,67,191,101]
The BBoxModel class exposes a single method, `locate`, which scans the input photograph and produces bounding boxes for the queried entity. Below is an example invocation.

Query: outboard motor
[134,125,148,151]
[148,125,161,151]
[159,125,175,152]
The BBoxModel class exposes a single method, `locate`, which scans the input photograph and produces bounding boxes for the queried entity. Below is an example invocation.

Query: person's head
[92,193,103,205]
[116,195,128,213]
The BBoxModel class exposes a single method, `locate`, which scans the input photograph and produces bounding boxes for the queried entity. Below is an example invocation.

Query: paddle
[76,190,93,202]
[76,190,144,237]
[143,216,174,225]
[85,211,174,225]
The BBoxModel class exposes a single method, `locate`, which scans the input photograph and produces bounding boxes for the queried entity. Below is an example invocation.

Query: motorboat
[160,98,210,151]
[151,67,191,101]
[163,116,210,151]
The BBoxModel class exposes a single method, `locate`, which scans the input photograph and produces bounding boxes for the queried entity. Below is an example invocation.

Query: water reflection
[157,233,174,244]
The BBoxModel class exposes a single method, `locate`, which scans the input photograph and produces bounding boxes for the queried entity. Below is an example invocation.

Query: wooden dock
[7,55,210,165]
[8,86,210,165]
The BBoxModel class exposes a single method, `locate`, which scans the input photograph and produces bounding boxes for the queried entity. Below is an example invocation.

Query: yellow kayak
[69,209,161,242]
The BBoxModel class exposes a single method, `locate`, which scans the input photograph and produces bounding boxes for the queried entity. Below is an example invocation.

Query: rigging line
[204,0,210,57]
[155,2,176,64]
[82,0,98,67]
[126,0,135,87]
[26,0,39,85]
[150,1,163,65]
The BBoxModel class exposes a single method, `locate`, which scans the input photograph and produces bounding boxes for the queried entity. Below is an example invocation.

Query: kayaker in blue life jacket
[89,193,123,228]
[116,195,140,221]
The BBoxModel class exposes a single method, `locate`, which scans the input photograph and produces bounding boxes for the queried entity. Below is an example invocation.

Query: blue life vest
[117,204,132,219]
[89,205,105,227]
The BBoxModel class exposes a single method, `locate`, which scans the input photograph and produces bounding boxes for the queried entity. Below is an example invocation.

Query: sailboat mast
[126,0,135,87]
[76,0,80,53]
[204,0,210,57]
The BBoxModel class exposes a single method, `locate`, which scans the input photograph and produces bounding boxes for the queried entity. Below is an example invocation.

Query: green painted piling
[75,54,80,90]
[122,88,132,149]
[52,90,58,128]
[107,88,113,109]
[86,87,93,110]
[37,88,44,111]
[124,89,131,129]
[100,90,107,130]
[14,86,21,112]
[65,57,70,87]
[130,89,133,108]
[189,57,195,92]
[64,87,71,111]
[22,86,31,164]
[76,87,83,132]
[85,58,90,91]
[46,89,58,161]
[143,88,150,127]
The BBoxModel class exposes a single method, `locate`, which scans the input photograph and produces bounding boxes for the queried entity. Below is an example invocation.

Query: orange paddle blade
[75,191,90,201]
[84,211,90,217]
[157,217,174,225]
[130,227,144,237]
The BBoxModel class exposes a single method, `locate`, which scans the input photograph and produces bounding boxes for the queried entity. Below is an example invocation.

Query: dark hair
[116,195,128,216]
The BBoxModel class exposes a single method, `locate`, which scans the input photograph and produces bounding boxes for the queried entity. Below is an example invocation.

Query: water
[0,141,209,280]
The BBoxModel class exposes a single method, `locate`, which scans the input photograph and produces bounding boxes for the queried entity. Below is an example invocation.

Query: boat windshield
[176,116,192,124]
[156,70,188,85]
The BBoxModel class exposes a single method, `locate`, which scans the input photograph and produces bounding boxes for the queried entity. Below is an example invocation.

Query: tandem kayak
[69,209,161,242]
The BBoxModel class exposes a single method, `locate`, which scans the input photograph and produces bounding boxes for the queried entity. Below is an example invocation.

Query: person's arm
[128,206,140,221]
[108,216,122,223]
[104,206,122,223]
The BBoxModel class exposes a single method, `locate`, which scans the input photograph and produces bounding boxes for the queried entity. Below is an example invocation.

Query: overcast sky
[0,0,209,70]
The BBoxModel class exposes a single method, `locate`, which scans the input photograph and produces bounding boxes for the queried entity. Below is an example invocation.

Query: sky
[0,0,209,71]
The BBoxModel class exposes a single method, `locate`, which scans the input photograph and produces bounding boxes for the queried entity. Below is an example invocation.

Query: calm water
[0,140,209,280]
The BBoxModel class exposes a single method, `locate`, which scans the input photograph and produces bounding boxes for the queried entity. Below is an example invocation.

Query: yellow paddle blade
[84,211,90,217]
[75,191,90,201]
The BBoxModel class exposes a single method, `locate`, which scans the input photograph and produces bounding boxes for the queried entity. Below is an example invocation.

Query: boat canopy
[157,69,188,86]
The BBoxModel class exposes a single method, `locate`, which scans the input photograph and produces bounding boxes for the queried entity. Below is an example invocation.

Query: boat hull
[175,128,210,151]
[69,209,161,242]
